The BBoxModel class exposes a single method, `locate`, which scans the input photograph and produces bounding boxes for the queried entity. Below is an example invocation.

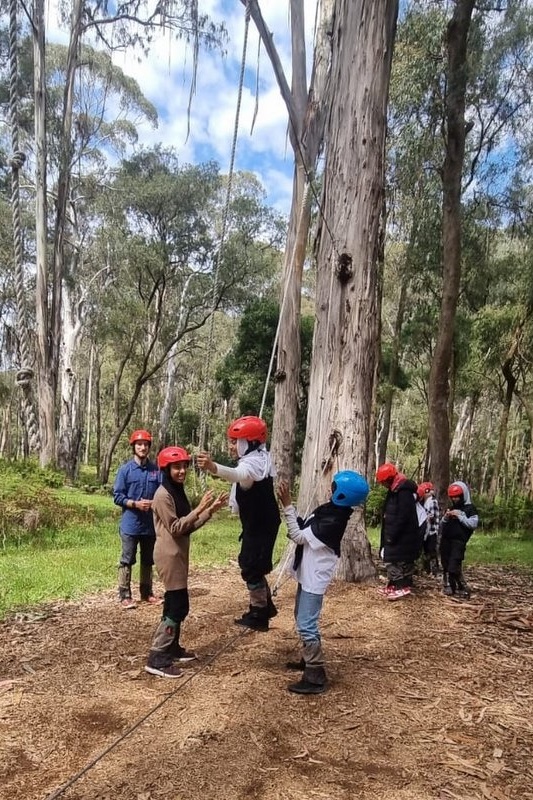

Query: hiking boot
[377,584,394,596]
[234,609,269,632]
[120,597,137,610]
[145,663,184,679]
[386,587,411,601]
[267,597,278,618]
[443,585,455,596]
[142,595,163,606]
[286,658,306,671]
[288,665,327,695]
[173,646,197,663]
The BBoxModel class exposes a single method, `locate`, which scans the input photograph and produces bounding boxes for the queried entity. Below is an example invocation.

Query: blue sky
[107,0,318,214]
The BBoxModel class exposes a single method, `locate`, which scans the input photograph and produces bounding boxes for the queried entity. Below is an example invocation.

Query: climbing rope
[197,1,251,453]
[258,179,312,419]
[44,627,250,800]
[9,0,40,452]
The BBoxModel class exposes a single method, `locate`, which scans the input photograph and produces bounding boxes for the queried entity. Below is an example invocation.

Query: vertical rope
[9,0,40,451]
[197,1,251,453]
[259,180,312,419]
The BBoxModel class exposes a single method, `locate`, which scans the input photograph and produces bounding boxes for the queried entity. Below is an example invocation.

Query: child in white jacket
[277,470,369,694]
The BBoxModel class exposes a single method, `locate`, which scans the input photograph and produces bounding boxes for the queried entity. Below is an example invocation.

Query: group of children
[375,463,479,601]
[115,416,369,694]
[114,421,477,695]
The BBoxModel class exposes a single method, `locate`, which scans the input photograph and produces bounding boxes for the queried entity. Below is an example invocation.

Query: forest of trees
[2,0,533,530]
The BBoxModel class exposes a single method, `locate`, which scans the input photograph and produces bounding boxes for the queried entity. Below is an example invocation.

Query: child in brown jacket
[145,446,227,679]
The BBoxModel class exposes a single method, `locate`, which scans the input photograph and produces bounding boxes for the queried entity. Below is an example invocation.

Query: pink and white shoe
[387,587,412,601]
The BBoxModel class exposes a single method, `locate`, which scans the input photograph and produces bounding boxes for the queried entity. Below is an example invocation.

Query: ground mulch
[1,565,532,800]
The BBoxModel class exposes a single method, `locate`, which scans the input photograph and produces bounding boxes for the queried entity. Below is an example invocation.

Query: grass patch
[366,527,533,568]
[2,468,532,621]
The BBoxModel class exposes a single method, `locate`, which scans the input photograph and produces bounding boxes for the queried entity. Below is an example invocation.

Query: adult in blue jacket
[113,429,160,609]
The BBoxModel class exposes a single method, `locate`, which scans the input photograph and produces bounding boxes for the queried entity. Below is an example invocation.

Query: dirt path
[1,566,532,800]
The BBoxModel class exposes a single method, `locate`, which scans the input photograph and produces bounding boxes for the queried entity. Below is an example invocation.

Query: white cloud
[109,0,318,212]
[43,0,318,213]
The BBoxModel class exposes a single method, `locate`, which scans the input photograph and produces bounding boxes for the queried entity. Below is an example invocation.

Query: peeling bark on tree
[428,0,475,503]
[298,0,399,582]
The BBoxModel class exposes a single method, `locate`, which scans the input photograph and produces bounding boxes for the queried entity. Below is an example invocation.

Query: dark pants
[118,533,156,600]
[385,561,415,588]
[440,537,466,576]
[422,534,439,574]
[119,532,155,567]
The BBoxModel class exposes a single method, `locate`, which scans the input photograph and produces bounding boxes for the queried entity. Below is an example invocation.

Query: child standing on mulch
[145,446,228,679]
[440,480,479,599]
[197,415,280,632]
[277,470,369,695]
[417,481,440,576]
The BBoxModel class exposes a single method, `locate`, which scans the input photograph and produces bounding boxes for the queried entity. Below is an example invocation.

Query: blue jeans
[294,584,324,643]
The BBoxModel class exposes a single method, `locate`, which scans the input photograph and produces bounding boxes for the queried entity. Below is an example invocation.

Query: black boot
[288,665,327,694]
[286,658,305,670]
[442,572,454,596]
[266,585,278,619]
[456,572,471,599]
[234,606,269,632]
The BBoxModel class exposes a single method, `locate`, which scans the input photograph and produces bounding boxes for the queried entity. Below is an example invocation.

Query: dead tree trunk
[299,0,399,582]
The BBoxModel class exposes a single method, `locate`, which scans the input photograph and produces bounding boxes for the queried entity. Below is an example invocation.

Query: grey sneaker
[145,663,184,679]
[173,646,197,663]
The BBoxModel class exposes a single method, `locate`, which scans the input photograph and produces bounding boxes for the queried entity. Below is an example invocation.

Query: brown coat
[152,484,211,591]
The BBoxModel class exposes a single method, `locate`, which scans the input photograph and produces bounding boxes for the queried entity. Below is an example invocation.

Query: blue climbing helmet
[331,470,369,508]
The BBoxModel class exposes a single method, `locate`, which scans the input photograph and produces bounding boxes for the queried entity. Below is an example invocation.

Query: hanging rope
[197,0,251,453]
[9,0,40,452]
[258,179,312,419]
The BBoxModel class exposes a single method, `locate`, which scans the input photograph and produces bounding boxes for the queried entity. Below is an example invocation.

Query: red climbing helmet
[375,462,398,484]
[129,429,152,445]
[157,446,191,469]
[417,481,434,499]
[227,416,267,443]
[447,483,464,498]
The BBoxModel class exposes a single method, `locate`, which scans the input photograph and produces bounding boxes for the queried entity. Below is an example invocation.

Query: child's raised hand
[277,480,292,508]
[196,490,214,515]
[209,492,229,515]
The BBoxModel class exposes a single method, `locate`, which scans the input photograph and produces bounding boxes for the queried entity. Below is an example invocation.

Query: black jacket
[380,477,421,562]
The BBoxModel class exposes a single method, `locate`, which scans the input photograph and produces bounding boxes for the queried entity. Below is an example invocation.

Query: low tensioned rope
[44,627,250,800]
[197,1,251,454]
[9,0,40,451]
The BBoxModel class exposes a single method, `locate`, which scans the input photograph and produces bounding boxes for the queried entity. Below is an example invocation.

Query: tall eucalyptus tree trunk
[33,0,55,465]
[298,0,399,582]
[428,0,475,502]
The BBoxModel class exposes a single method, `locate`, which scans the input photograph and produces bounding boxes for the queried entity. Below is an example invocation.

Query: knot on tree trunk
[336,253,353,284]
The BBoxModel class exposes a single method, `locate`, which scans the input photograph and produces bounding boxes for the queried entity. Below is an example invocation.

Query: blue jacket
[113,459,160,535]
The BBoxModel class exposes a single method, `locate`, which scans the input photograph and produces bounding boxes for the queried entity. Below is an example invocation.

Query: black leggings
[163,588,189,624]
